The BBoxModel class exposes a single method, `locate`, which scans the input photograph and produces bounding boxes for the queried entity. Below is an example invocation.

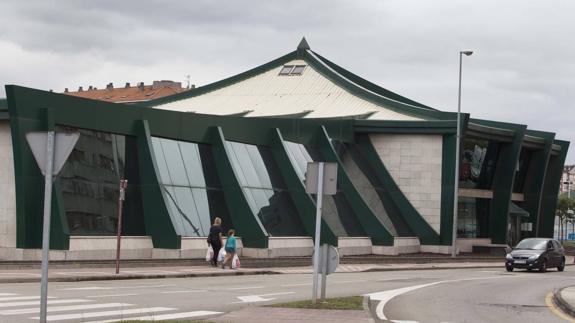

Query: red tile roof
[64,81,189,103]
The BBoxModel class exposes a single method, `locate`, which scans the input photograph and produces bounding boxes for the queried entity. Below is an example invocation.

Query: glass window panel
[227,141,305,236]
[58,127,145,236]
[159,138,190,187]
[291,65,306,75]
[460,138,500,190]
[457,197,490,238]
[283,141,368,236]
[279,65,294,75]
[179,141,206,188]
[151,138,172,185]
[191,188,211,236]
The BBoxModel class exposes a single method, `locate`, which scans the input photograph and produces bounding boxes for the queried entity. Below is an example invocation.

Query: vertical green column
[136,120,181,248]
[269,128,337,246]
[356,134,440,245]
[440,134,456,245]
[539,140,570,237]
[50,180,70,249]
[209,126,268,248]
[488,125,527,244]
[315,126,393,246]
[522,131,555,238]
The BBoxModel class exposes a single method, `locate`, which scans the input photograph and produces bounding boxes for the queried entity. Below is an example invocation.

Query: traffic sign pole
[311,162,324,304]
[320,243,328,301]
[39,131,55,323]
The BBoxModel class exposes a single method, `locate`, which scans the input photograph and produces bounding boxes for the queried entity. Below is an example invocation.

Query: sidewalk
[0,260,515,284]
[553,285,575,319]
[210,307,373,323]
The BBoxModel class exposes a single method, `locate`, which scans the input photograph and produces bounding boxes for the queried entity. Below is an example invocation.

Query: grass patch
[266,296,364,310]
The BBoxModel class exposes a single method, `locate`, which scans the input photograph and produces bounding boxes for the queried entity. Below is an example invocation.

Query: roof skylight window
[278,65,306,76]
[279,65,294,75]
[291,65,306,75]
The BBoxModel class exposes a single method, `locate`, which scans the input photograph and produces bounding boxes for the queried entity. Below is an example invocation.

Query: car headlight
[528,254,539,260]
[506,254,513,261]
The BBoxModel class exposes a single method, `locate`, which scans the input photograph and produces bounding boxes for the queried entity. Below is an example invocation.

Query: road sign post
[26,131,79,323]
[305,162,337,304]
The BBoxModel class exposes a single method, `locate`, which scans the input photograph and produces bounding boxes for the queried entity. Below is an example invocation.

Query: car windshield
[514,239,548,250]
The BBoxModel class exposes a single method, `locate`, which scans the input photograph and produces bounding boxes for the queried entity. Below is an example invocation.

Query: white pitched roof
[155,59,421,121]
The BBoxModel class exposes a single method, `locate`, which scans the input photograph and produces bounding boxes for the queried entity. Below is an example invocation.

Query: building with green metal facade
[0,39,569,260]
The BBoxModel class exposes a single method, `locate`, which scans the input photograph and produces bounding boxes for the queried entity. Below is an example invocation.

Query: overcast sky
[0,0,573,163]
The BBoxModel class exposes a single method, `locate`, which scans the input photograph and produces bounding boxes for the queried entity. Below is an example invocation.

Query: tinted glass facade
[457,197,490,238]
[152,137,231,236]
[284,141,365,237]
[460,138,500,189]
[513,148,533,193]
[58,127,145,236]
[226,141,305,236]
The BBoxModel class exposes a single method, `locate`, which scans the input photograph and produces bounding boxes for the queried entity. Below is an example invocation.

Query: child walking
[222,229,237,269]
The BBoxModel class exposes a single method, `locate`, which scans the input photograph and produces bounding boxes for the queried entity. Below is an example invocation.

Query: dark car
[505,238,565,272]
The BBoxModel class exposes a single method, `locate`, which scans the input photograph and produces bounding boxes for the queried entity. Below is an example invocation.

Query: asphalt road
[0,266,572,322]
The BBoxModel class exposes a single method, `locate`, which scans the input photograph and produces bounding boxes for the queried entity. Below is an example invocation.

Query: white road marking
[61,287,109,291]
[61,284,175,291]
[227,286,265,290]
[334,279,367,284]
[0,303,133,315]
[0,296,54,302]
[121,270,180,274]
[32,307,175,321]
[366,275,527,321]
[161,290,207,294]
[84,310,223,323]
[0,299,91,308]
[87,294,138,298]
[0,273,40,277]
[55,272,111,276]
[281,283,312,287]
[233,292,294,304]
[0,293,17,296]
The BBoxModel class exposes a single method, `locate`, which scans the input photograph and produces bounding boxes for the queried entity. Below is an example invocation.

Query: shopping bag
[232,254,241,269]
[217,248,226,263]
[205,246,214,262]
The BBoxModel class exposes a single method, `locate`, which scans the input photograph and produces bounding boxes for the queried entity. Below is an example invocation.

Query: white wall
[370,134,443,233]
[0,121,16,248]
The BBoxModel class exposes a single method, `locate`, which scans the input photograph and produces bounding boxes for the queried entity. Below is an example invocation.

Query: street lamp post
[452,50,473,258]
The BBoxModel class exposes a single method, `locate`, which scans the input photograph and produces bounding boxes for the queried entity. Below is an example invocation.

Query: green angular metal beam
[356,133,440,245]
[539,140,570,237]
[209,126,269,248]
[136,120,181,248]
[315,126,394,246]
[521,130,555,238]
[269,128,338,246]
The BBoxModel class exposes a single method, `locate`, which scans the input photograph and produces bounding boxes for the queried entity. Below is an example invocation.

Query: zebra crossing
[0,291,222,322]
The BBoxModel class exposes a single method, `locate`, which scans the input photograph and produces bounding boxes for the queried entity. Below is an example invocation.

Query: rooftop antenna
[186,74,191,89]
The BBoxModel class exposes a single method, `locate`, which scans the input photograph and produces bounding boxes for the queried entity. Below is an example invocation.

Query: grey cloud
[0,0,573,162]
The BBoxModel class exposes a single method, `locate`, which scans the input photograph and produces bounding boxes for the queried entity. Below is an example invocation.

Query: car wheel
[539,259,547,273]
[506,266,513,272]
[558,258,565,272]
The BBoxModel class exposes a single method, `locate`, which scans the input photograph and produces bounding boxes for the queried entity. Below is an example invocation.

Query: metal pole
[320,243,328,301]
[451,53,464,258]
[40,131,55,323]
[312,162,324,304]
[115,179,127,274]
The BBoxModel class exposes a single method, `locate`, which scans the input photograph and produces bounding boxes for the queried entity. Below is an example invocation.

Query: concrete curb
[553,286,575,318]
[0,263,513,284]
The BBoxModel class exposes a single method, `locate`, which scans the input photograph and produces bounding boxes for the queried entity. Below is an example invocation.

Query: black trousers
[211,242,222,265]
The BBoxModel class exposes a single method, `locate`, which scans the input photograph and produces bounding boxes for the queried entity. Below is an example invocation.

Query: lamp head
[461,51,473,56]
